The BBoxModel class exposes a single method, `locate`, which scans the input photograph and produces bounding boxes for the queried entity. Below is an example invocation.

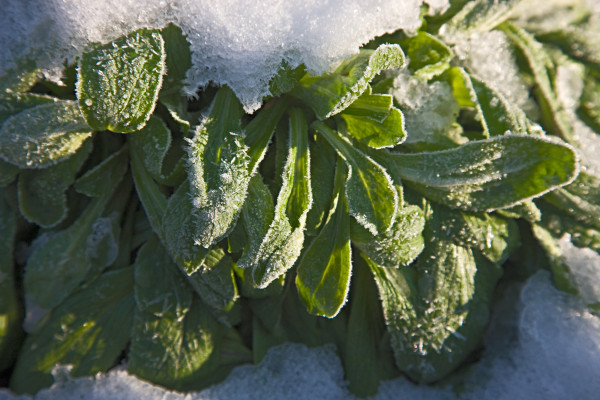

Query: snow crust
[0,0,448,112]
[2,272,599,400]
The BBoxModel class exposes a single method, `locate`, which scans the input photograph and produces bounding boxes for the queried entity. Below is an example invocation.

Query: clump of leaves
[1,1,599,396]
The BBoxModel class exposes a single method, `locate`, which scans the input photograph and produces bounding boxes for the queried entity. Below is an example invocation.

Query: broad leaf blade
[382,134,579,211]
[10,268,134,395]
[313,120,398,235]
[77,28,165,133]
[17,140,92,228]
[187,86,251,248]
[296,158,352,318]
[341,107,407,149]
[292,45,405,119]
[0,100,92,168]
[402,32,453,79]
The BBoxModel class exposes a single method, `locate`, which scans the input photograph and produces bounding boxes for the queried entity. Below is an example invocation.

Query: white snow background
[2,0,600,398]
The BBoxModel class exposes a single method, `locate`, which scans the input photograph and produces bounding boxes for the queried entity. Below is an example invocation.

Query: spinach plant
[1,1,599,396]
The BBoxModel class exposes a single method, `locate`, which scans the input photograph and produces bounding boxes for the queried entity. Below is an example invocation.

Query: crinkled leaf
[134,235,192,320]
[296,158,351,318]
[401,32,453,79]
[292,45,405,119]
[162,182,210,274]
[0,100,92,168]
[381,134,579,211]
[10,267,134,395]
[351,205,425,268]
[500,22,575,143]
[366,203,503,383]
[341,106,406,149]
[268,61,307,98]
[187,86,250,248]
[0,195,22,371]
[460,212,520,264]
[17,140,92,228]
[238,108,312,288]
[25,149,128,309]
[313,120,398,235]
[77,28,165,133]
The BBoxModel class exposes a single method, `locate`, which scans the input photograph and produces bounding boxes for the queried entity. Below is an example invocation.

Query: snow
[0,0,449,113]
[2,271,599,400]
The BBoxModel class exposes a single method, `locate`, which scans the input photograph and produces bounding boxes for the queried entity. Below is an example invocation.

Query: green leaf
[25,149,128,309]
[17,140,92,228]
[134,235,192,320]
[129,116,171,179]
[292,44,405,119]
[341,91,393,122]
[0,160,19,187]
[341,107,406,149]
[578,72,600,135]
[187,86,251,248]
[181,247,240,324]
[238,108,312,288]
[401,32,453,79]
[537,25,600,72]
[366,203,503,383]
[129,136,167,237]
[351,204,425,268]
[381,134,579,211]
[0,92,56,123]
[460,212,520,264]
[544,171,600,231]
[77,28,165,133]
[500,22,575,143]
[0,195,22,372]
[468,72,542,136]
[296,158,352,318]
[312,120,398,235]
[305,136,337,235]
[0,100,92,168]
[268,61,307,98]
[162,182,210,274]
[10,267,134,395]
[442,0,525,36]
[159,23,192,97]
[129,295,222,391]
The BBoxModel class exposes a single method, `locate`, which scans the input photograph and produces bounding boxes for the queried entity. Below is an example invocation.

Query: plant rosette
[1,0,600,397]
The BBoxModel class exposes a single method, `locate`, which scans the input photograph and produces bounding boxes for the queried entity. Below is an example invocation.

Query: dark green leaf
[296,158,352,318]
[0,100,92,168]
[129,116,171,179]
[187,86,251,248]
[0,160,19,187]
[312,120,398,235]
[292,45,405,119]
[460,212,520,264]
[0,195,22,371]
[11,267,134,395]
[159,23,192,97]
[77,28,165,133]
[17,140,92,227]
[268,61,307,98]
[382,134,579,211]
[305,136,337,235]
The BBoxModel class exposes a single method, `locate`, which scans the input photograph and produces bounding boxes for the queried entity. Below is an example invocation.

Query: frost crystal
[0,0,445,112]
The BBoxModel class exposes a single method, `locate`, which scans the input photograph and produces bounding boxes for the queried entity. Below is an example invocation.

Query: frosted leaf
[238,109,312,289]
[77,28,165,133]
[187,87,251,248]
[382,134,580,212]
[0,100,92,169]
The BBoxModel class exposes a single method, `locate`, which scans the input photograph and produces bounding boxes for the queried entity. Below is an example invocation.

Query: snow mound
[0,0,449,112]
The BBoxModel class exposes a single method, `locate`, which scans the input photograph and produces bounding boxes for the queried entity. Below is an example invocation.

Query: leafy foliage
[1,1,599,396]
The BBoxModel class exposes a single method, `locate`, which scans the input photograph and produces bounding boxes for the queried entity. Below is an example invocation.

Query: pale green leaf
[10,267,134,395]
[187,86,251,248]
[296,158,351,318]
[341,106,406,149]
[0,100,92,168]
[77,28,165,133]
[0,92,56,123]
[238,108,312,288]
[312,120,398,235]
[401,32,453,79]
[342,91,393,122]
[292,44,405,119]
[381,134,579,211]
